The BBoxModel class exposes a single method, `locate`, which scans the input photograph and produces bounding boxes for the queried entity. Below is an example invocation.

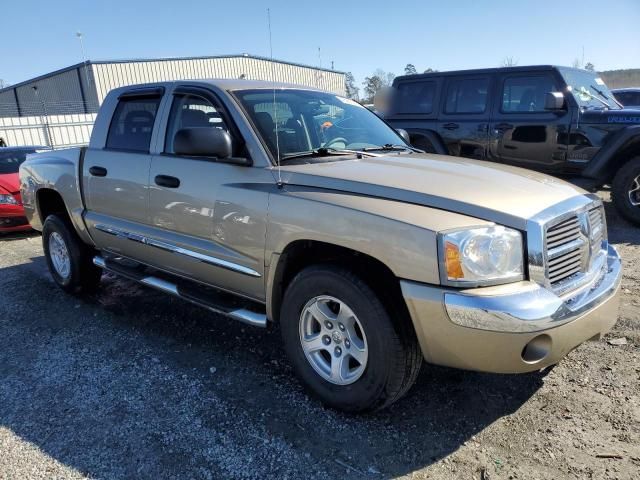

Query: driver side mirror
[173,127,251,166]
[544,92,565,110]
[396,128,411,144]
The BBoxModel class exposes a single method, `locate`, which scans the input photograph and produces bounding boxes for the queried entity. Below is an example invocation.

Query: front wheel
[612,156,640,225]
[280,265,422,413]
[42,214,102,293]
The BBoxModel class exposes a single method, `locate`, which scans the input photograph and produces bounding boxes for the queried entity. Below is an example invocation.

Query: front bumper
[0,205,30,232]
[401,245,622,373]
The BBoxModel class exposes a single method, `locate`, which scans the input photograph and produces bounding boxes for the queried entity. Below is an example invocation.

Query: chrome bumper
[444,244,622,333]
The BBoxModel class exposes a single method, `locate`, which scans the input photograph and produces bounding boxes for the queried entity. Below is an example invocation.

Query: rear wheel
[612,156,640,225]
[42,214,102,293]
[280,265,422,412]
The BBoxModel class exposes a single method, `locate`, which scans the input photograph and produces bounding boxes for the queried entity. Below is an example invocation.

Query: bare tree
[362,76,384,103]
[501,56,518,67]
[571,58,582,69]
[0,79,9,89]
[373,69,395,87]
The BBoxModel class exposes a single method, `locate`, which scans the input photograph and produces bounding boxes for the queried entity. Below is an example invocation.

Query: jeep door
[437,75,492,159]
[145,86,269,301]
[83,88,164,259]
[488,71,570,171]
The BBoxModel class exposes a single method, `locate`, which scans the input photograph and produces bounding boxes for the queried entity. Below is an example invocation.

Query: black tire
[612,156,640,225]
[42,214,102,293]
[280,265,422,413]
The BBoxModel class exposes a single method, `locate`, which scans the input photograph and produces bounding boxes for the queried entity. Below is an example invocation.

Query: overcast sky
[2,0,639,88]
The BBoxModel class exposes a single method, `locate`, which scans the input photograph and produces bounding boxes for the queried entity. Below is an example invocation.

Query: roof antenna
[267,8,282,187]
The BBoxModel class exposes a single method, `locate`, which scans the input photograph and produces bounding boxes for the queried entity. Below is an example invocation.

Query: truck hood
[580,108,640,125]
[0,173,19,194]
[277,153,586,230]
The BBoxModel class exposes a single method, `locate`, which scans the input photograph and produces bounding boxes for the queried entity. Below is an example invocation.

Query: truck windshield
[558,68,622,110]
[0,151,31,174]
[233,89,408,162]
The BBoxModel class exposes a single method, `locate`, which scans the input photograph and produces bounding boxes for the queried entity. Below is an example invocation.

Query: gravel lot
[0,191,638,480]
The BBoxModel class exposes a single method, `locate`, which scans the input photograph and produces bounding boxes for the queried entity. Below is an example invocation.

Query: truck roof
[393,65,587,83]
[111,78,324,94]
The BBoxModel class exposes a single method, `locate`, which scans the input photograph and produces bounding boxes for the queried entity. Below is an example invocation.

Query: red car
[0,146,42,233]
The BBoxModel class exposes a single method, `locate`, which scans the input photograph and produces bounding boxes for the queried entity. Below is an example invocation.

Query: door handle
[443,122,459,130]
[89,166,107,177]
[155,175,181,189]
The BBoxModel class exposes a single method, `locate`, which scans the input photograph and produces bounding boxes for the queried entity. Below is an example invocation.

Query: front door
[437,75,491,159]
[146,88,268,301]
[488,72,571,171]
[83,91,163,258]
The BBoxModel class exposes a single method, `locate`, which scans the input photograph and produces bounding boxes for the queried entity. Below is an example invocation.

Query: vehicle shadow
[0,260,545,479]
[0,230,39,242]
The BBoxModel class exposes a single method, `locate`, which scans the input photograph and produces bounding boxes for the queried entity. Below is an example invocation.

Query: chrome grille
[546,215,583,285]
[543,204,606,291]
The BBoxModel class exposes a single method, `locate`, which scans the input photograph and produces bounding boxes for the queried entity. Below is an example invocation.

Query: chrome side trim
[141,276,179,295]
[228,308,269,327]
[93,224,261,278]
[444,244,621,333]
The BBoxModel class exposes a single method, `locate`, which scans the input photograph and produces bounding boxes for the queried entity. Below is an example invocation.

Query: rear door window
[444,77,490,114]
[106,96,161,152]
[393,81,436,114]
[501,75,558,113]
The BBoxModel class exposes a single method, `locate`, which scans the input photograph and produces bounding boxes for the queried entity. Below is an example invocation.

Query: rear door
[488,72,570,170]
[83,88,164,258]
[437,75,491,159]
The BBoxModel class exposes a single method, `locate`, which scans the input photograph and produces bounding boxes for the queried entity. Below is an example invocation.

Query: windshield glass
[233,89,407,161]
[0,150,31,174]
[558,68,621,110]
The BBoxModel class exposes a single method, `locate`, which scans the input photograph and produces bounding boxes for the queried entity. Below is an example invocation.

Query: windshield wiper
[360,144,420,153]
[279,147,369,163]
[572,86,611,109]
[590,85,624,108]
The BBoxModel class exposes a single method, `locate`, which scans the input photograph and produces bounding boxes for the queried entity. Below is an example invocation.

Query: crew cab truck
[20,80,622,412]
[385,66,640,225]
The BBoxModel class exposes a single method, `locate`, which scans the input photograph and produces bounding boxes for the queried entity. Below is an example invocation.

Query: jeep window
[234,89,406,161]
[614,91,640,107]
[165,94,229,153]
[558,68,622,110]
[106,96,161,151]
[502,75,558,113]
[444,77,489,114]
[392,81,436,114]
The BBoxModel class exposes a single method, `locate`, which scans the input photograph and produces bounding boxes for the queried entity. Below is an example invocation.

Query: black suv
[385,66,640,224]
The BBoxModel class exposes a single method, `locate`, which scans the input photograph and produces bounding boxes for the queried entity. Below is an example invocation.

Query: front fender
[583,125,640,181]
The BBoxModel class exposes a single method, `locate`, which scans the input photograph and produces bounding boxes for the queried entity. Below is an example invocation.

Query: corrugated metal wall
[91,57,345,103]
[0,113,95,148]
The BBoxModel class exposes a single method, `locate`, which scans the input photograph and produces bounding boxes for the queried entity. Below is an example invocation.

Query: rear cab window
[444,77,490,114]
[391,81,437,114]
[106,96,161,152]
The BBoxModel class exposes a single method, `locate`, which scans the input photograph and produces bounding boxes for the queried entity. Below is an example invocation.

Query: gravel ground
[0,191,638,480]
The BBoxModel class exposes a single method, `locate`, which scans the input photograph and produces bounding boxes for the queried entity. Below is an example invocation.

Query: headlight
[439,226,524,286]
[0,194,19,205]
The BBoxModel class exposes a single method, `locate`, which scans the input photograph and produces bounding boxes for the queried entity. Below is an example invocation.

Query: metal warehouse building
[0,54,345,148]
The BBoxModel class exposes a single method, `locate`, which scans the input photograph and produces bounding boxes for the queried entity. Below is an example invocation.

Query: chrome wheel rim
[299,295,368,385]
[629,174,640,207]
[48,232,71,279]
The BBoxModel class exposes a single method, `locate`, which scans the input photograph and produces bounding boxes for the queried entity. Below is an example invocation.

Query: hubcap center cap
[331,331,343,344]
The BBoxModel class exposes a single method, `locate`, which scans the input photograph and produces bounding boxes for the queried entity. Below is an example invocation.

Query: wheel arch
[267,240,412,329]
[406,129,447,154]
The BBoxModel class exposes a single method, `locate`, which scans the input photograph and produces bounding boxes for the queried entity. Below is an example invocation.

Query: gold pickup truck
[19,80,621,412]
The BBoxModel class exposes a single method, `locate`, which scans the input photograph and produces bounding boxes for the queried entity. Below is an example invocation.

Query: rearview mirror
[174,127,233,159]
[396,128,411,144]
[544,92,565,110]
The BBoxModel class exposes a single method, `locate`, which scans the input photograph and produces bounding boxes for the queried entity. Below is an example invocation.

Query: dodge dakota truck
[20,80,622,412]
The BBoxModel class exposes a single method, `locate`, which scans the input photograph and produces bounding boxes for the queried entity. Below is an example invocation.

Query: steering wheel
[323,137,348,149]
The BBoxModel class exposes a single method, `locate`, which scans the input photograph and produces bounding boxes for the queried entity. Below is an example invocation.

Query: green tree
[362,75,384,103]
[585,62,595,72]
[423,67,438,73]
[344,72,359,100]
[404,63,418,75]
[374,68,396,87]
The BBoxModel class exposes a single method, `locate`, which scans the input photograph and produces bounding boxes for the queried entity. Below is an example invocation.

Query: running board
[93,256,267,327]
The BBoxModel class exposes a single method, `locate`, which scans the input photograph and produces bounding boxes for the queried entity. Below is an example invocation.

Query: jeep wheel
[612,156,640,225]
[280,265,422,412]
[42,214,102,293]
